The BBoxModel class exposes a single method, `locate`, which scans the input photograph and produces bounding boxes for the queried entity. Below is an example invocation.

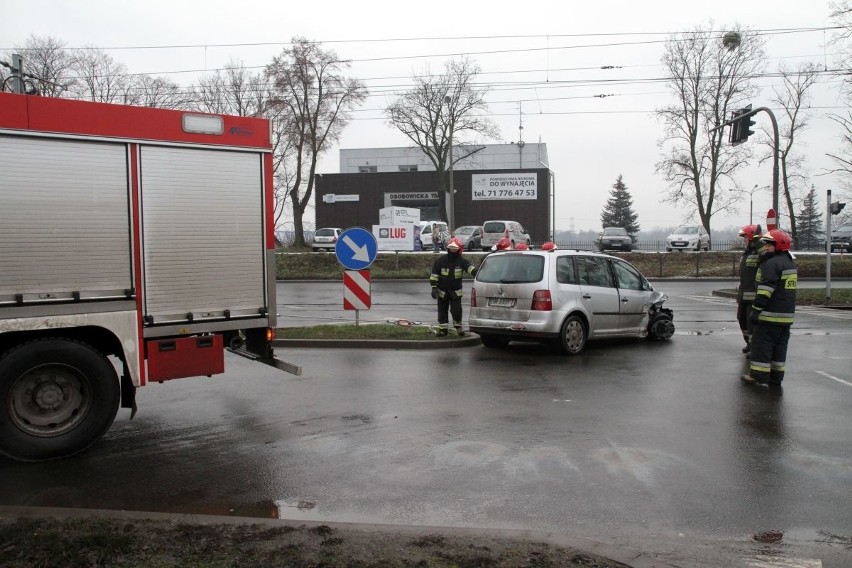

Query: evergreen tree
[600,175,640,236]
[796,185,823,250]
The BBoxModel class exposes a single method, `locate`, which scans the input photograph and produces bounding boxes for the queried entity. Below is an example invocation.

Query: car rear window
[478,254,544,284]
[315,229,337,237]
[483,222,507,233]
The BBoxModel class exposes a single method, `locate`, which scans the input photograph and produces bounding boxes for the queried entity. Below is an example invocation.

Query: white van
[480,220,531,251]
[418,221,449,251]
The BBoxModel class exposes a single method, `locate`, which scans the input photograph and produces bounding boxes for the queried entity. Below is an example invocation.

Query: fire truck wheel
[0,338,120,462]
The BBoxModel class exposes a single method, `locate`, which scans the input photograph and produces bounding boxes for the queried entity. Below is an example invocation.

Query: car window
[483,222,506,233]
[455,227,473,235]
[578,256,614,288]
[612,259,646,291]
[478,255,544,284]
[555,256,578,284]
[422,225,432,234]
[316,228,336,237]
[676,226,697,234]
[603,228,627,236]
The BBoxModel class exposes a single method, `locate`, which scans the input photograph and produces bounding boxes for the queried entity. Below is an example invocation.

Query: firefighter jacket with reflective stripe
[752,251,797,325]
[430,253,477,293]
[737,245,762,302]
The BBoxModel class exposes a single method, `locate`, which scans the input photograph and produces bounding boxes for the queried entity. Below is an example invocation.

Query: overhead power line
[1,25,838,52]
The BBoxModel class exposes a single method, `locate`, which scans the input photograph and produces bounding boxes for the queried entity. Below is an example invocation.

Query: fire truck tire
[0,338,120,462]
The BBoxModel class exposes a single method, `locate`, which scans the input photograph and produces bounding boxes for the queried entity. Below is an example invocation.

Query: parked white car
[666,225,710,252]
[469,249,675,354]
[480,220,531,251]
[311,227,343,252]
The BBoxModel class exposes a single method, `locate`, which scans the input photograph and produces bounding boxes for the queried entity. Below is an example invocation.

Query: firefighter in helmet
[430,237,477,336]
[514,242,529,250]
[741,229,797,387]
[541,241,558,251]
[736,223,763,355]
[490,237,512,252]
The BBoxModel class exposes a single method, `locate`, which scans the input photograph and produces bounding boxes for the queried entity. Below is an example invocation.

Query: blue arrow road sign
[335,227,378,270]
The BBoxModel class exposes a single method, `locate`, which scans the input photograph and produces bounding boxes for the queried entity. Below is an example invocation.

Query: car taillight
[470,288,477,307]
[531,290,552,311]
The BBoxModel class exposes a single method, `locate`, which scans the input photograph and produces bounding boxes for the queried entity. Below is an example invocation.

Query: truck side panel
[0,135,132,304]
[139,146,266,326]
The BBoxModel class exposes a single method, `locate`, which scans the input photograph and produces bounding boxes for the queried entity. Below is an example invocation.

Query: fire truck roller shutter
[0,135,132,304]
[140,146,266,324]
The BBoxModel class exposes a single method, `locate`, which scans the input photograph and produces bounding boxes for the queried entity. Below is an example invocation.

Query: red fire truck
[0,92,299,462]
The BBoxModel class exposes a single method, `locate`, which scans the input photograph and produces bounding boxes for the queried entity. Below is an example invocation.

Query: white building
[339,142,549,173]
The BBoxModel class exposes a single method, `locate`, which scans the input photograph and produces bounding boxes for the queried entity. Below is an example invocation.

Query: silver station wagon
[469,249,674,354]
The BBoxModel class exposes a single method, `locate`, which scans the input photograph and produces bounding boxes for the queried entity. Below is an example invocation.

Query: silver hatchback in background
[665,225,710,252]
[469,249,674,354]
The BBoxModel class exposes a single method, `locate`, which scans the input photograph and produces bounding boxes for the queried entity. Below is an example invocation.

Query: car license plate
[488,297,516,308]
[673,241,686,246]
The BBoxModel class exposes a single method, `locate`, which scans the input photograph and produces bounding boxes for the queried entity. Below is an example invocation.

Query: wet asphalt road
[1,280,851,567]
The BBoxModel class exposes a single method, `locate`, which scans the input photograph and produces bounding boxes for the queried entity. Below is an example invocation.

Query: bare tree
[68,47,133,103]
[265,38,367,247]
[9,35,77,96]
[655,24,766,233]
[386,56,499,223]
[132,74,187,109]
[193,61,268,116]
[827,2,852,200]
[758,63,819,242]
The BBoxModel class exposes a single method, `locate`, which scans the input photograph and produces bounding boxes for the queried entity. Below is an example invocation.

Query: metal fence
[541,239,741,252]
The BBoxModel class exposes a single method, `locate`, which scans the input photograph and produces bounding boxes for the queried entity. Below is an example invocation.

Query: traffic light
[727,111,741,145]
[729,104,755,146]
[830,201,846,215]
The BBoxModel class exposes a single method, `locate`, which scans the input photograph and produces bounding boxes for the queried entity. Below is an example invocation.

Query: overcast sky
[2,0,846,233]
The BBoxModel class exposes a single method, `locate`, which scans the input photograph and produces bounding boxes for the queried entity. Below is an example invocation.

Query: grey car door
[576,256,621,335]
[611,259,652,333]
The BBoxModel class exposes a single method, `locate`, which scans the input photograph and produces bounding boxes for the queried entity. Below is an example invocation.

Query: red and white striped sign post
[343,269,371,325]
[766,208,777,231]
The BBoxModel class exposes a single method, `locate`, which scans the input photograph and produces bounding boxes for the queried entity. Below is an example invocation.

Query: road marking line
[815,370,852,387]
[744,556,822,567]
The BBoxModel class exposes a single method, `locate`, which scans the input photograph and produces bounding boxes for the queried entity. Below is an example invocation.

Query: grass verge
[796,287,852,306]
[276,323,447,340]
[0,517,627,568]
[276,249,852,280]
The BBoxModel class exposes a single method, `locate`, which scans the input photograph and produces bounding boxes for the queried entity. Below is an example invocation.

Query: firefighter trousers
[736,300,754,345]
[436,294,463,333]
[748,324,791,384]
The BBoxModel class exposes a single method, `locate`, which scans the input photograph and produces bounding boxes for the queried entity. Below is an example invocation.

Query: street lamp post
[445,95,455,232]
[748,184,770,225]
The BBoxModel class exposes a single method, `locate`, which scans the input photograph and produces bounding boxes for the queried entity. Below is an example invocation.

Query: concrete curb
[273,335,482,350]
[0,506,681,568]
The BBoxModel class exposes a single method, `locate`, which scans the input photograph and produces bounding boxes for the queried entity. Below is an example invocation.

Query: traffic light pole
[826,189,832,304]
[719,105,781,226]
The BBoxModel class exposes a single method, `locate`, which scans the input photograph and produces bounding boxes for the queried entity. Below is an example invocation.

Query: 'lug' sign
[373,223,414,251]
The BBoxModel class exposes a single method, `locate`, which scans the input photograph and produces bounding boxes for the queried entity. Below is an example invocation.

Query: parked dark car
[598,227,633,252]
[831,225,852,253]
